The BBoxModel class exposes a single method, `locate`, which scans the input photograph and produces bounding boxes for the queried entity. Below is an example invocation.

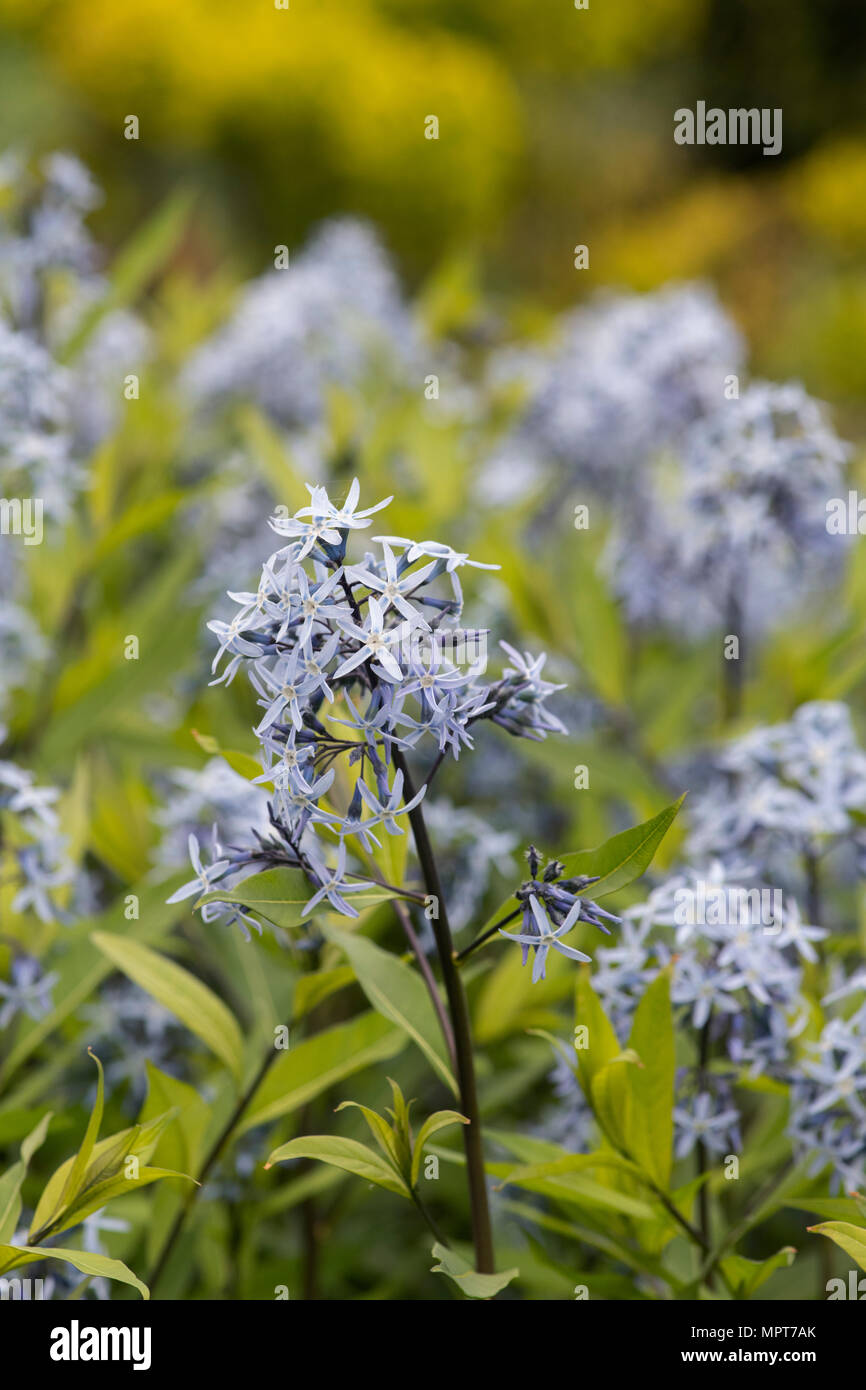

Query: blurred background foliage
[1,2,865,1303]
[0,0,865,409]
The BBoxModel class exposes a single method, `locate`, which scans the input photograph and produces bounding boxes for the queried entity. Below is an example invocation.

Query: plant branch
[455,907,523,963]
[698,1155,801,1288]
[392,898,456,1066]
[393,747,495,1273]
[148,1037,280,1294]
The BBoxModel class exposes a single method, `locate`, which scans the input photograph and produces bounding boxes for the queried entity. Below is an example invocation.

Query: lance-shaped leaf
[139,1063,210,1177]
[196,866,312,932]
[720,1246,797,1297]
[575,968,621,1100]
[29,1108,177,1243]
[430,1243,518,1299]
[0,1243,150,1299]
[410,1112,468,1188]
[59,1049,105,1212]
[495,1149,646,1192]
[265,1135,411,1198]
[238,1011,405,1135]
[322,925,457,1095]
[337,1085,467,1191]
[0,1112,52,1243]
[335,1100,404,1173]
[626,967,675,1189]
[91,932,244,1081]
[590,1051,642,1155]
[560,796,686,898]
[808,1220,866,1272]
[50,1167,196,1237]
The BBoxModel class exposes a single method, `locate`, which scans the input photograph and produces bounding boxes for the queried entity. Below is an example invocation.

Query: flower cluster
[0,954,58,1029]
[169,480,567,935]
[0,152,148,500]
[0,153,149,711]
[789,983,866,1192]
[687,701,866,875]
[497,846,621,982]
[183,219,420,429]
[0,754,73,922]
[589,861,823,1161]
[608,383,849,637]
[482,282,742,503]
[153,758,271,876]
[0,150,100,324]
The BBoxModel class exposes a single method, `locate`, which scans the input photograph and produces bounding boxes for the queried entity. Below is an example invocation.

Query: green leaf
[29,1111,176,1242]
[626,968,675,1188]
[51,1168,195,1236]
[59,189,194,361]
[138,1064,210,1177]
[293,965,355,1020]
[574,968,621,1100]
[781,1197,865,1223]
[720,1246,797,1297]
[19,1111,53,1166]
[411,1112,468,1187]
[430,1243,518,1299]
[0,1112,52,1243]
[808,1221,866,1272]
[189,728,263,784]
[590,1054,640,1155]
[322,925,458,1096]
[561,796,686,898]
[484,1137,659,1220]
[265,1135,411,1198]
[59,1049,105,1212]
[0,1244,149,1299]
[0,1166,24,1247]
[238,1011,405,1134]
[385,1078,413,1173]
[497,1150,646,1191]
[91,932,244,1081]
[196,867,313,931]
[335,1100,403,1172]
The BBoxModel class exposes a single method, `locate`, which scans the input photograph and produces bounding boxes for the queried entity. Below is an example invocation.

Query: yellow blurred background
[1,0,865,409]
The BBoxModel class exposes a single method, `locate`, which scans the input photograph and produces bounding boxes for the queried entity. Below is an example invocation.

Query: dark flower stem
[722,587,744,723]
[392,898,456,1066]
[804,850,822,927]
[696,1015,714,1281]
[455,907,523,963]
[393,748,495,1273]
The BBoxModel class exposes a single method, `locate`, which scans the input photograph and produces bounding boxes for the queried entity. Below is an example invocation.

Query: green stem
[412,1190,451,1248]
[698,1156,800,1288]
[148,1038,280,1294]
[393,748,495,1273]
[392,899,456,1066]
[696,1017,713,1260]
